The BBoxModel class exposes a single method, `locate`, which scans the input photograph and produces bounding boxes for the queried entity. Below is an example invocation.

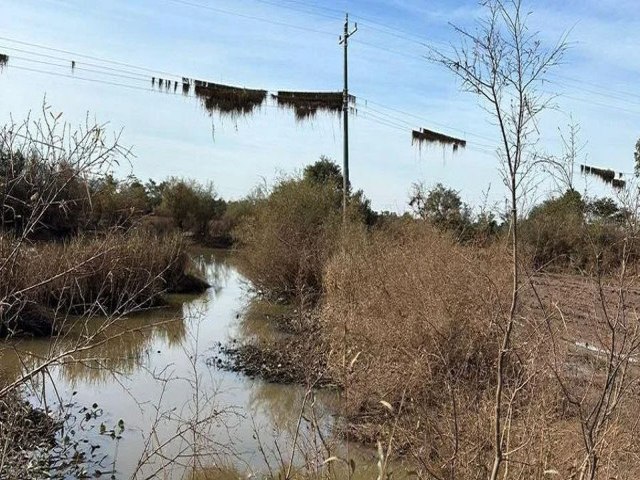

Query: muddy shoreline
[210,303,332,386]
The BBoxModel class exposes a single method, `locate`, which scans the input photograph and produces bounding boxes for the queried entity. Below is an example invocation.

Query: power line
[0,36,277,91]
[357,97,498,144]
[69,0,640,112]
[357,104,498,152]
[4,63,182,96]
[0,44,161,81]
[357,111,496,156]
[550,73,640,102]
[164,0,336,37]
[0,36,179,79]
[8,55,154,83]
[246,0,341,23]
[244,0,454,53]
[29,1,637,113]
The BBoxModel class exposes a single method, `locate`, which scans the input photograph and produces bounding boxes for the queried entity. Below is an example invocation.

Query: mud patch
[209,336,333,386]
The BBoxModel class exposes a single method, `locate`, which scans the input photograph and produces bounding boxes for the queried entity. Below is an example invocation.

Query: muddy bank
[0,301,55,337]
[215,337,331,385]
[1,269,210,338]
[167,271,211,294]
[214,303,333,385]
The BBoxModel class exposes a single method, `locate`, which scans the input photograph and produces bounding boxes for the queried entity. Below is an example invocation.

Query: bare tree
[431,1,568,477]
[542,118,585,193]
[0,105,194,478]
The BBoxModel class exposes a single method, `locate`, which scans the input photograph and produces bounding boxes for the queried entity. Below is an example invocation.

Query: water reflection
[0,249,355,478]
[1,301,187,386]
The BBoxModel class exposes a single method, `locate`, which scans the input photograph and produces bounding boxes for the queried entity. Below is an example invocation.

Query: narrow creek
[0,249,383,479]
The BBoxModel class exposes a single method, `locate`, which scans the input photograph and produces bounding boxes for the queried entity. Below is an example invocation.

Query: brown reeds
[274,91,353,121]
[0,231,200,335]
[193,80,267,116]
[412,127,467,151]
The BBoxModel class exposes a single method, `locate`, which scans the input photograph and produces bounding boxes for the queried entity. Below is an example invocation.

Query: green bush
[521,189,628,271]
[234,158,369,302]
[157,178,225,238]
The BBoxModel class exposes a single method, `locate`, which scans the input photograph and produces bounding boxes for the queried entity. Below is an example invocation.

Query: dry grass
[321,224,509,453]
[318,221,640,478]
[0,231,195,335]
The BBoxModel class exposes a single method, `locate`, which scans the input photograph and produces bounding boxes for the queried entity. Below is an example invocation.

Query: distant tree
[160,178,224,237]
[587,197,622,223]
[303,157,377,226]
[144,179,166,209]
[409,182,471,232]
[303,156,343,192]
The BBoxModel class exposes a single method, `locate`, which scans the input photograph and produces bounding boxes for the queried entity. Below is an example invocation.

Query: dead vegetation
[0,230,204,337]
[274,91,352,121]
[194,81,267,116]
[412,127,467,151]
[580,164,626,189]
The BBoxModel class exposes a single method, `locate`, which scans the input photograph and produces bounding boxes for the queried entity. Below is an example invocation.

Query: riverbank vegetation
[213,1,640,478]
[4,0,640,477]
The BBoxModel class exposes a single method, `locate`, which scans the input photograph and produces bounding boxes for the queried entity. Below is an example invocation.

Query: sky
[1,0,639,213]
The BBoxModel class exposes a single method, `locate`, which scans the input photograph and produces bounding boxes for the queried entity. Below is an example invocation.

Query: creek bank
[216,306,333,386]
[0,301,55,337]
[167,272,211,294]
[1,252,210,338]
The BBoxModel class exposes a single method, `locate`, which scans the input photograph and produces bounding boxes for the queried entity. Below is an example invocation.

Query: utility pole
[339,13,357,223]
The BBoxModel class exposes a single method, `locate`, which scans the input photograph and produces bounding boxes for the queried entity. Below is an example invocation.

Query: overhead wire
[0,35,180,79]
[357,111,496,156]
[3,0,640,150]
[0,44,162,82]
[357,98,499,144]
[164,0,336,37]
[228,0,640,112]
[24,0,640,115]
[7,55,154,83]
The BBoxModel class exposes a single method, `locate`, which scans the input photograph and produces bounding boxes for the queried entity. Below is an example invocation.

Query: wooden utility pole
[339,13,357,223]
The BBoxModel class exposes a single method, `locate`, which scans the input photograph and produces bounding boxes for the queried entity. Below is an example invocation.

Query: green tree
[160,178,224,237]
[409,182,471,232]
[303,156,343,192]
[303,157,377,226]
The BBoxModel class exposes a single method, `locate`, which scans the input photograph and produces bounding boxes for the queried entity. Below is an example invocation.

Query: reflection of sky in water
[0,250,343,478]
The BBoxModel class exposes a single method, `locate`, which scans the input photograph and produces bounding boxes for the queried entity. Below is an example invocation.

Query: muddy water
[0,250,385,479]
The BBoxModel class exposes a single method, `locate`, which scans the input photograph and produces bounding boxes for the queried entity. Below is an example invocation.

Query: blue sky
[1,0,639,212]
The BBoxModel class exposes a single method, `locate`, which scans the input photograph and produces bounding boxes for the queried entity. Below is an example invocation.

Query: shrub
[0,149,92,238]
[0,231,201,335]
[158,178,225,238]
[322,221,509,401]
[89,175,152,230]
[521,189,629,271]
[235,177,343,302]
[234,159,371,302]
[409,182,499,243]
[320,222,512,470]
